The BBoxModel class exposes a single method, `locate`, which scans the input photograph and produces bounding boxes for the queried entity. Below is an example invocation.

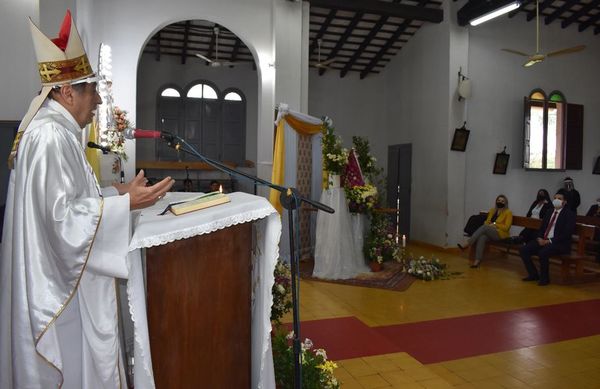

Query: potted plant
[363,213,401,271]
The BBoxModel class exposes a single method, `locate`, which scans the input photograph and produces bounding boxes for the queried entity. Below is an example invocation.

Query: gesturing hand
[121,170,175,210]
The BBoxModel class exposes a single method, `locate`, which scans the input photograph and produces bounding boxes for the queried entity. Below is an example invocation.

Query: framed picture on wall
[593,156,600,175]
[493,151,510,175]
[450,125,470,152]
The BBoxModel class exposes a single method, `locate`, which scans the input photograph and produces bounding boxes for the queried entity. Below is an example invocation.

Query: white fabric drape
[127,192,281,389]
[313,186,369,279]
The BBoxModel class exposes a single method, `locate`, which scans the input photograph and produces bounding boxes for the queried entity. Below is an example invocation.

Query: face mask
[496,202,505,208]
[552,199,563,209]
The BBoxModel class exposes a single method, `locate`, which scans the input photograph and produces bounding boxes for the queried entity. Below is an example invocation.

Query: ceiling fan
[501,0,585,67]
[195,26,236,67]
[310,39,337,69]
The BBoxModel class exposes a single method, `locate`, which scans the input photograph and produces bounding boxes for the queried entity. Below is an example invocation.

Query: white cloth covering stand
[126,192,281,389]
[313,180,369,280]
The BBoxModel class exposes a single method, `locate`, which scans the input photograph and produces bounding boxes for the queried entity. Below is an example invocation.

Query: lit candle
[402,234,406,248]
[219,184,223,193]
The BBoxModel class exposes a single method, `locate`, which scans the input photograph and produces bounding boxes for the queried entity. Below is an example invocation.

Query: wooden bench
[473,212,597,282]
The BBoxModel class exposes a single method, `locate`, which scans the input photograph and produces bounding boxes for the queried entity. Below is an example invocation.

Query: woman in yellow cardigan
[459,195,513,268]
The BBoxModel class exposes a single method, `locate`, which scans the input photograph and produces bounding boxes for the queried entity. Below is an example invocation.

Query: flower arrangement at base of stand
[321,117,348,178]
[272,330,340,389]
[345,184,378,214]
[363,213,401,266]
[270,259,339,387]
[406,256,449,281]
[271,259,293,327]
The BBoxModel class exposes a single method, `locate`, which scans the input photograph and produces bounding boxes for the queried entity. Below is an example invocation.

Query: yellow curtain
[269,114,323,213]
[86,121,102,180]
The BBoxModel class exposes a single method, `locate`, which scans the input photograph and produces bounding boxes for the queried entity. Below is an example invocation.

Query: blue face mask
[552,199,563,209]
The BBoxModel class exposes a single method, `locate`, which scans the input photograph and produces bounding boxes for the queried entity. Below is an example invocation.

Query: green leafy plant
[321,117,348,175]
[271,259,293,327]
[363,213,400,264]
[406,256,449,281]
[345,184,378,214]
[272,329,340,389]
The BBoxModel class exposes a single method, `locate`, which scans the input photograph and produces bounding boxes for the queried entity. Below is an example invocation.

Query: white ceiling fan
[195,26,236,67]
[310,39,338,69]
[501,0,585,67]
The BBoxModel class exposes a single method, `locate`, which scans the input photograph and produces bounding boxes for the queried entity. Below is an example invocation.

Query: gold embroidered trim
[34,198,105,388]
[38,54,93,84]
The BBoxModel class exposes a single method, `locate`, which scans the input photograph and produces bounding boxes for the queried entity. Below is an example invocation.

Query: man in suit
[519,190,576,286]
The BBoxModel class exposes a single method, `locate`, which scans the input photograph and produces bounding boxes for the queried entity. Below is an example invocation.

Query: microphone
[87,141,111,154]
[123,128,178,147]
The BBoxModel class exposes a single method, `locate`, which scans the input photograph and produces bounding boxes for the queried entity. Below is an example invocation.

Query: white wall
[308,70,386,167]
[136,53,259,162]
[382,13,451,246]
[0,0,39,121]
[465,14,600,220]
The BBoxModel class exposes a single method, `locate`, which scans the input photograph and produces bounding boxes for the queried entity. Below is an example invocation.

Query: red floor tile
[298,299,600,363]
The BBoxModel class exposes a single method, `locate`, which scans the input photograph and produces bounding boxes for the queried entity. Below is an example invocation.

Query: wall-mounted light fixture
[457,0,521,27]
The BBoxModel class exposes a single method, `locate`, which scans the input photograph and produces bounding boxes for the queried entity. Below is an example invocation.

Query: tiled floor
[284,245,600,388]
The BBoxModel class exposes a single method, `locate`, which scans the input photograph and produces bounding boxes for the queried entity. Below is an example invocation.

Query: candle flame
[219,184,223,193]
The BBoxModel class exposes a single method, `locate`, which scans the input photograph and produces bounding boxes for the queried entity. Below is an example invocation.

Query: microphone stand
[161,133,333,389]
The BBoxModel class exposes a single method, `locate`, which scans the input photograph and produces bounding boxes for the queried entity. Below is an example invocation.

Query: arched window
[155,82,246,163]
[160,87,180,97]
[524,89,582,170]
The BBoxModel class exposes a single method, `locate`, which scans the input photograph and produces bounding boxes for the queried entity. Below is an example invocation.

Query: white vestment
[0,99,130,388]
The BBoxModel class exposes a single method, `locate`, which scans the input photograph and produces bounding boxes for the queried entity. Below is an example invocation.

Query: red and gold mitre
[30,10,96,86]
[8,10,96,169]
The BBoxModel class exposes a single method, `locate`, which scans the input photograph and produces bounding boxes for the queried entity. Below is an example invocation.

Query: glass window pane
[224,92,242,101]
[549,93,563,102]
[187,84,203,98]
[203,85,218,99]
[546,103,565,169]
[530,91,545,100]
[528,105,544,169]
[161,88,180,97]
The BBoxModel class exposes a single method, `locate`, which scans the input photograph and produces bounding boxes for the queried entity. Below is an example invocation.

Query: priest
[0,10,174,388]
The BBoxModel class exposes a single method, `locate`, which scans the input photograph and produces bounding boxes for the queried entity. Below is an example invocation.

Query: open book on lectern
[167,192,230,216]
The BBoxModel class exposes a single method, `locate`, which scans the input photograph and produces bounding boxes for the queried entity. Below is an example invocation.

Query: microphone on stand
[123,128,176,142]
[86,142,125,183]
[87,141,111,154]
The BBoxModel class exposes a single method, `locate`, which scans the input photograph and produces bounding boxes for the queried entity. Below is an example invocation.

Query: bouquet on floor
[272,330,340,389]
[321,117,348,176]
[363,213,401,264]
[271,259,293,326]
[406,256,449,281]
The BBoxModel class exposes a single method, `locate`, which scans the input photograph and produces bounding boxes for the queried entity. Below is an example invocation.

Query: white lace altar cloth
[313,187,370,280]
[127,192,281,389]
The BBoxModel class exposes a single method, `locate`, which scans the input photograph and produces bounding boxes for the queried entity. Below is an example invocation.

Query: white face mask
[552,199,563,209]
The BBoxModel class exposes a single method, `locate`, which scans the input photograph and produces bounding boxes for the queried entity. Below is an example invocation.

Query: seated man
[585,197,600,261]
[519,190,576,286]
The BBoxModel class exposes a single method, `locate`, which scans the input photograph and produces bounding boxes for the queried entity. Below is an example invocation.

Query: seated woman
[458,195,513,268]
[519,189,552,243]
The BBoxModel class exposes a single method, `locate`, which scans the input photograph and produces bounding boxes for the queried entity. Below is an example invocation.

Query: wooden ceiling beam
[509,0,534,18]
[206,24,217,66]
[544,0,578,25]
[562,0,600,29]
[360,18,411,79]
[340,14,388,78]
[579,9,600,32]
[181,21,190,64]
[155,31,161,61]
[309,9,337,58]
[318,11,363,76]
[526,0,553,22]
[309,0,442,23]
[230,38,242,62]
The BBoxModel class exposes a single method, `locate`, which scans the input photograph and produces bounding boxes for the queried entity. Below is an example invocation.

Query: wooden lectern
[146,222,252,388]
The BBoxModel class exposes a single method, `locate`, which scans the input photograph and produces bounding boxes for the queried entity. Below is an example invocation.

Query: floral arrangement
[352,136,383,183]
[363,213,401,264]
[271,259,293,326]
[106,106,130,161]
[321,117,348,175]
[345,184,378,214]
[406,256,449,281]
[272,330,340,389]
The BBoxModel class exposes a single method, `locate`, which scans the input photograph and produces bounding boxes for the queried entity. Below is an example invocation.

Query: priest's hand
[120,170,175,210]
